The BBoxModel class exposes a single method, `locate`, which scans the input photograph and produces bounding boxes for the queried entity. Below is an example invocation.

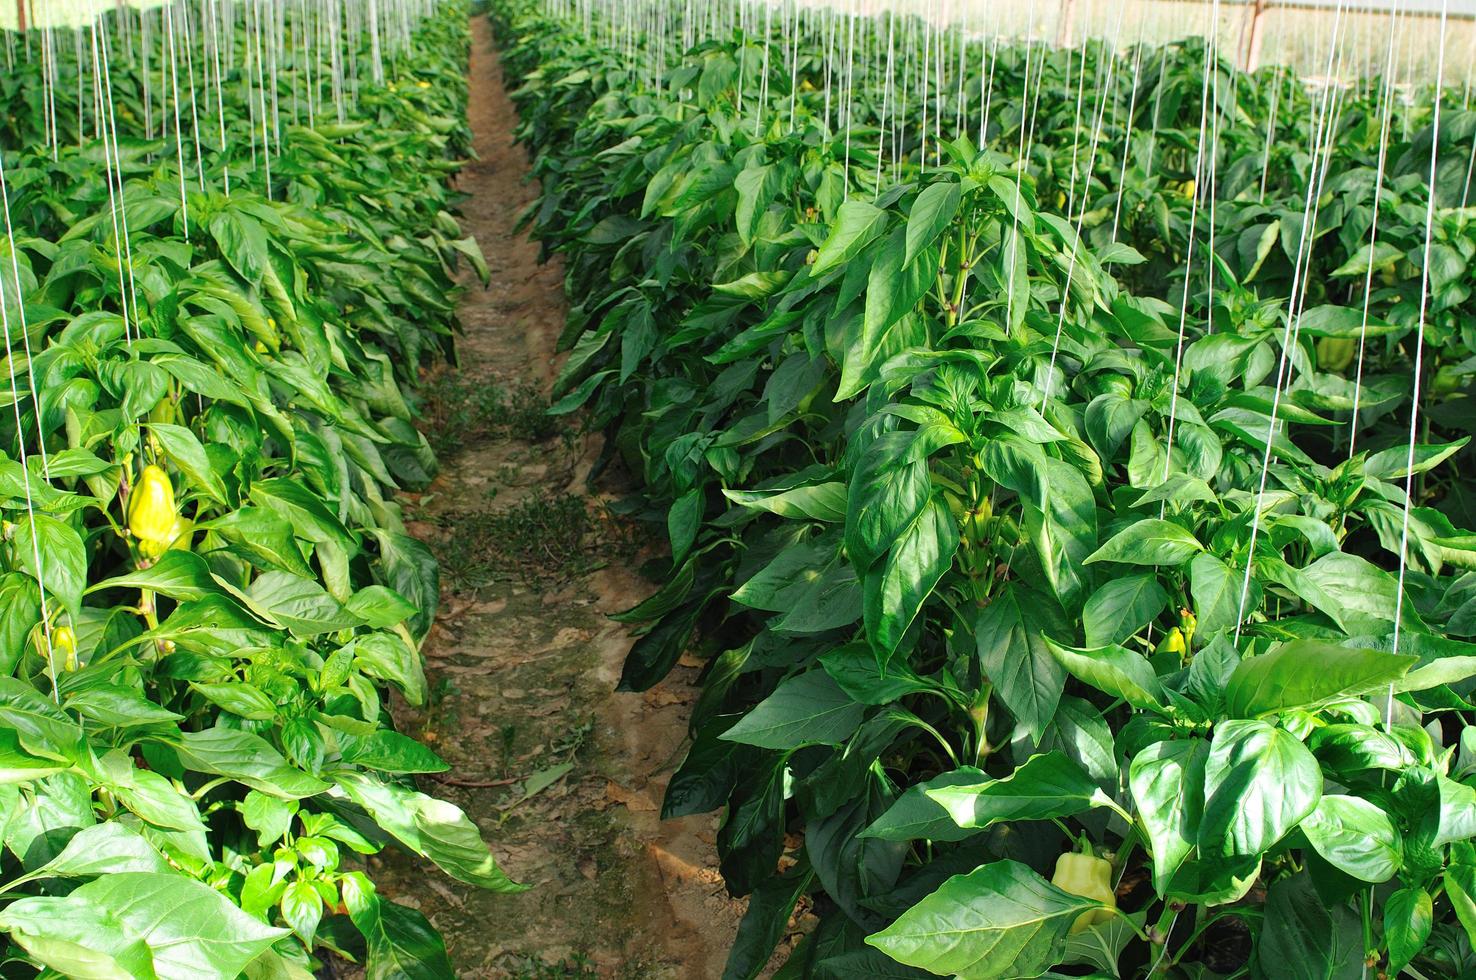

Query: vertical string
[0,151,56,701]
[1392,0,1450,678]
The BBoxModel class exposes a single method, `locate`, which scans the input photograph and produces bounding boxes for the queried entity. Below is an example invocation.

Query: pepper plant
[496,2,1476,977]
[0,3,519,977]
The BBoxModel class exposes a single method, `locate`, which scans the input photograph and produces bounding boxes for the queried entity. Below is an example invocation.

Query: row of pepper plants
[495,1,1476,977]
[0,3,521,977]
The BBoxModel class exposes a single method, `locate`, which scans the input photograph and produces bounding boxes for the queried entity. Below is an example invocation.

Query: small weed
[419,677,460,741]
[592,498,647,560]
[420,374,567,454]
[421,373,503,455]
[500,723,518,778]
[550,719,594,759]
[508,954,599,979]
[503,380,564,443]
[436,490,594,588]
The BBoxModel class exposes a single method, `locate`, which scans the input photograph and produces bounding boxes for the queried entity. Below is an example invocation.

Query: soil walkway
[369,17,754,978]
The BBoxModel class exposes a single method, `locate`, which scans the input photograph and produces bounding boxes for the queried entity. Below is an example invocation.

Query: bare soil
[365,17,755,978]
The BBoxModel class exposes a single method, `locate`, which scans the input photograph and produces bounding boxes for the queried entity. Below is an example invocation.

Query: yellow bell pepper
[128,465,176,547]
[1051,851,1117,933]
[53,625,77,672]
[1156,627,1187,657]
[137,515,194,559]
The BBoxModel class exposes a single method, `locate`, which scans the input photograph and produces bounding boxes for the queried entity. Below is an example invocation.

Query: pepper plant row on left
[0,2,514,976]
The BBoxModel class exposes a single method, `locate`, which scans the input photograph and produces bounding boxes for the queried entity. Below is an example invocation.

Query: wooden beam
[1244,0,1269,72]
[1057,0,1077,48]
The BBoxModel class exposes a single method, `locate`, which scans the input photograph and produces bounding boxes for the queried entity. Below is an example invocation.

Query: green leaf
[1044,637,1166,709]
[865,860,1101,979]
[842,229,936,399]
[1188,553,1245,635]
[344,585,418,629]
[1299,794,1401,883]
[1082,574,1169,647]
[733,533,841,612]
[0,572,40,676]
[0,895,158,980]
[92,753,209,848]
[820,644,935,705]
[3,872,288,978]
[4,772,97,868]
[190,681,278,721]
[244,570,363,636]
[668,488,702,563]
[34,822,171,878]
[67,683,181,729]
[860,767,987,842]
[720,671,865,750]
[240,790,297,847]
[1045,696,1118,792]
[846,435,930,570]
[250,478,356,554]
[339,730,449,774]
[1432,775,1476,848]
[1449,864,1476,951]
[86,550,218,602]
[13,513,87,616]
[1222,640,1415,718]
[1059,910,1143,975]
[331,771,526,892]
[347,632,428,706]
[149,423,228,504]
[863,496,958,664]
[1298,553,1403,634]
[209,208,270,283]
[924,752,1111,830]
[171,726,330,798]
[1128,738,1207,896]
[723,857,815,980]
[0,727,68,783]
[1022,457,1097,610]
[280,879,322,946]
[905,181,961,266]
[1199,720,1321,859]
[368,528,438,641]
[811,200,887,276]
[199,506,313,577]
[1085,518,1202,566]
[1384,886,1433,975]
[1364,439,1467,481]
[1298,304,1397,338]
[344,874,456,980]
[724,483,847,523]
[1257,873,1363,980]
[975,584,1067,741]
[1399,650,1476,692]
[0,676,86,761]
[734,163,777,247]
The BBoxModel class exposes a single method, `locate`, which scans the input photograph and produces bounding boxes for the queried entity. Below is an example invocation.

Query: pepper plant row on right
[496,4,1476,977]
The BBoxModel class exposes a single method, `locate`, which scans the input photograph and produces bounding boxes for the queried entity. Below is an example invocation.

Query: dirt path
[368,17,754,979]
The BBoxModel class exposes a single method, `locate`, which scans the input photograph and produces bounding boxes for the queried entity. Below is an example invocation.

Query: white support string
[1392,0,1451,672]
[0,151,57,701]
[1349,1,1403,456]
